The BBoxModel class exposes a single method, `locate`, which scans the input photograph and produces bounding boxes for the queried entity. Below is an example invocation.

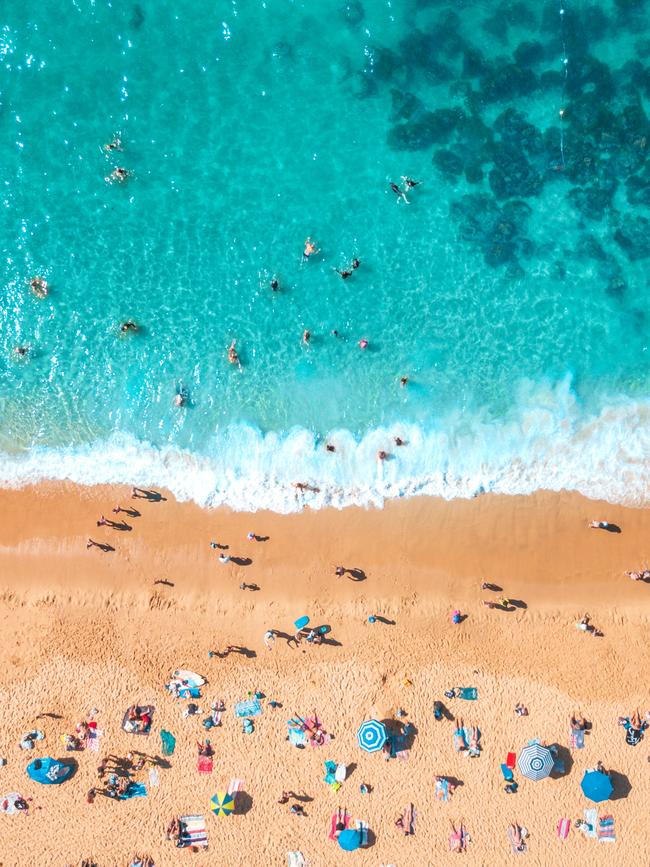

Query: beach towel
[287,852,306,867]
[465,725,481,757]
[453,727,468,752]
[507,824,527,854]
[435,778,449,802]
[85,727,102,753]
[227,778,244,795]
[160,729,176,756]
[449,830,463,852]
[556,818,570,839]
[458,688,477,700]
[148,767,159,788]
[289,728,307,747]
[583,808,598,838]
[506,752,516,769]
[501,763,514,782]
[234,699,262,718]
[598,815,616,843]
[335,764,347,783]
[329,809,350,840]
[323,761,336,785]
[570,729,585,749]
[178,814,208,849]
[197,755,213,774]
[118,782,147,800]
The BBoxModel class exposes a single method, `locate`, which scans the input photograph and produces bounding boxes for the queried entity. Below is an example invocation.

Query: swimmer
[331,329,339,337]
[103,135,123,153]
[352,258,360,269]
[326,443,336,453]
[303,237,320,259]
[336,267,353,279]
[270,277,279,291]
[359,338,369,349]
[377,450,388,461]
[30,276,49,298]
[401,176,421,189]
[120,320,138,333]
[302,330,311,344]
[174,393,186,407]
[400,376,408,387]
[390,182,409,204]
[394,436,404,446]
[14,346,29,357]
[336,259,360,279]
[228,340,241,367]
[106,167,130,184]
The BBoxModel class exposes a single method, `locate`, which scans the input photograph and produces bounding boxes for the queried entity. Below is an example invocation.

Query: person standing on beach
[264,630,276,650]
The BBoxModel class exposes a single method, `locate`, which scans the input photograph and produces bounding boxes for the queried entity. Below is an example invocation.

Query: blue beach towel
[119,782,147,800]
[234,699,262,718]
[458,688,477,700]
[160,729,176,756]
[501,763,514,782]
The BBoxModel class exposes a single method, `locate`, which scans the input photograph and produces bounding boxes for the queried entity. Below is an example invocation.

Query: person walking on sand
[218,552,231,565]
[264,630,276,651]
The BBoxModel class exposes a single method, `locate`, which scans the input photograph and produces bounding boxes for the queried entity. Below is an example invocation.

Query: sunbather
[165,818,180,841]
[570,712,586,731]
[453,719,467,752]
[197,741,213,757]
[508,823,527,852]
[449,821,468,853]
[466,724,481,757]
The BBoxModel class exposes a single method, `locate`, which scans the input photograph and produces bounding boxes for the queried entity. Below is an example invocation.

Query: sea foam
[0,378,649,512]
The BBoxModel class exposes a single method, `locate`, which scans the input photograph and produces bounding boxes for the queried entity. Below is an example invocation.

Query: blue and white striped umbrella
[357,719,387,753]
[517,743,554,781]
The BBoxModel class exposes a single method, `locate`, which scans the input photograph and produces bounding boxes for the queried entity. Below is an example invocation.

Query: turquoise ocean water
[2,0,650,510]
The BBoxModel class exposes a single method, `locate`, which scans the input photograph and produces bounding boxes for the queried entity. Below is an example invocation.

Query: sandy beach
[0,482,649,866]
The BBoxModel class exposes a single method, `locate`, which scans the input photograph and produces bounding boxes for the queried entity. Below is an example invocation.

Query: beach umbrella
[210,792,235,816]
[294,615,310,630]
[517,743,554,781]
[357,719,388,753]
[25,757,74,785]
[338,829,361,852]
[581,770,613,802]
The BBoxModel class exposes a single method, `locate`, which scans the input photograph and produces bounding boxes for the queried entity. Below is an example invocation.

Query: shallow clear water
[2,0,650,509]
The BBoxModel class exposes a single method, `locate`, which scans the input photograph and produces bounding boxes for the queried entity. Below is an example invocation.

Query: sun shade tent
[26,757,74,785]
[517,743,554,781]
[357,719,388,753]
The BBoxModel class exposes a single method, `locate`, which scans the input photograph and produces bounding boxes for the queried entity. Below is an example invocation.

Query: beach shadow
[88,540,115,552]
[231,556,252,566]
[509,599,527,609]
[236,792,253,815]
[35,712,63,720]
[273,631,293,643]
[105,520,132,531]
[364,828,377,848]
[294,792,314,803]
[549,745,573,778]
[610,770,632,800]
[482,583,502,592]
[153,579,175,587]
[321,636,342,647]
[375,615,396,625]
[252,534,270,542]
[598,523,622,533]
[347,567,367,582]
[447,776,464,789]
[132,488,167,502]
[116,507,140,518]
[435,703,454,722]
[230,645,257,658]
[345,762,357,779]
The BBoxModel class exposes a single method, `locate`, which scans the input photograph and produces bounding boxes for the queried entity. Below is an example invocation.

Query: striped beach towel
[85,728,103,753]
[598,815,616,842]
[179,815,208,849]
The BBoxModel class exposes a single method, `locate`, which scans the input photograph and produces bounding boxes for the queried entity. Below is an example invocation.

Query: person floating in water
[401,176,420,190]
[174,384,188,407]
[106,167,131,184]
[120,320,138,334]
[303,237,320,259]
[228,340,242,368]
[30,276,48,298]
[302,330,311,345]
[335,258,361,279]
[103,134,123,153]
[270,276,280,291]
[14,346,29,357]
[390,182,409,204]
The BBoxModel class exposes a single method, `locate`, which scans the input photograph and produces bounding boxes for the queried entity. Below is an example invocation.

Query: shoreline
[1,482,649,865]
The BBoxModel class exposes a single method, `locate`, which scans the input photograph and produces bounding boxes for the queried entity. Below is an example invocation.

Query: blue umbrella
[581,770,613,802]
[357,719,388,753]
[26,757,74,785]
[517,743,554,781]
[338,829,361,851]
[294,615,310,630]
